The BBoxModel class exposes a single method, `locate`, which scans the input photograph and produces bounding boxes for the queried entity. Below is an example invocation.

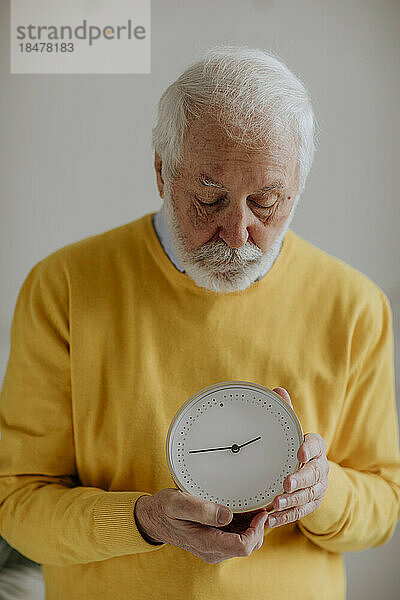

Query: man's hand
[266,387,330,529]
[134,488,269,564]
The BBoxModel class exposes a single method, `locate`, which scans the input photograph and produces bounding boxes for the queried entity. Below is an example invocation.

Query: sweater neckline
[142,212,293,298]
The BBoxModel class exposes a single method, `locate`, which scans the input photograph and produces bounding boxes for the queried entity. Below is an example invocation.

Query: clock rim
[165,380,304,514]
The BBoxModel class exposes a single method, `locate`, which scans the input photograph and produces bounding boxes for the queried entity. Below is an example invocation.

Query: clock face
[166,381,304,513]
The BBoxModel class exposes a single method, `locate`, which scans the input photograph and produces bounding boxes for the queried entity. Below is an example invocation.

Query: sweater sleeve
[0,257,166,566]
[297,288,400,553]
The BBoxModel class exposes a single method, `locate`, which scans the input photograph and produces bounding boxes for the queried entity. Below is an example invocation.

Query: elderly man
[0,46,399,600]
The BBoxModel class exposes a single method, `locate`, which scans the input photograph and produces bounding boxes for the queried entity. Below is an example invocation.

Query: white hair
[152,45,317,195]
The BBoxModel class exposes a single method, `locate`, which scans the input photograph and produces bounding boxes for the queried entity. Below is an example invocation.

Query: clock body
[166,381,304,513]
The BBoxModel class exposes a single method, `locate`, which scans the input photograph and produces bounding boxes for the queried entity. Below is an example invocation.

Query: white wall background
[1,0,399,598]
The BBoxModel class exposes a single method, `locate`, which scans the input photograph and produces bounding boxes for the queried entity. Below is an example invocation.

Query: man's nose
[217,207,251,249]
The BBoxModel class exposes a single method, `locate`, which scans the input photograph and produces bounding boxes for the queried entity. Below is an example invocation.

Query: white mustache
[189,238,264,267]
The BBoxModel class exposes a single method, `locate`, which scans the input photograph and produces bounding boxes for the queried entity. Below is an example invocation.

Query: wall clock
[166,381,304,514]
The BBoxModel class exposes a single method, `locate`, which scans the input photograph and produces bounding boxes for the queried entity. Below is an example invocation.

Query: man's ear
[154,152,164,199]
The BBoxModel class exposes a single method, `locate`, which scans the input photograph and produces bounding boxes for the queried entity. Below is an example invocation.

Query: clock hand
[188,444,232,454]
[188,436,262,454]
[239,436,262,449]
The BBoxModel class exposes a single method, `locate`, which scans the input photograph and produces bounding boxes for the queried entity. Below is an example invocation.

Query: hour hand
[239,436,262,449]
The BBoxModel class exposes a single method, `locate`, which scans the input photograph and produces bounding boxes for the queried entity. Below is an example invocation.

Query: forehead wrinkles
[189,150,293,191]
[187,146,293,180]
[183,119,296,176]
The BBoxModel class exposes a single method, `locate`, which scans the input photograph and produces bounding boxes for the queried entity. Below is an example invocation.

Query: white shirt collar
[152,204,185,273]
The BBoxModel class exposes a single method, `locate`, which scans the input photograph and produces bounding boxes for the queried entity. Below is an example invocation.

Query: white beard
[162,184,300,293]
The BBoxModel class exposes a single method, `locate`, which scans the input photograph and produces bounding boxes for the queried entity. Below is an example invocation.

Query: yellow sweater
[0,212,399,599]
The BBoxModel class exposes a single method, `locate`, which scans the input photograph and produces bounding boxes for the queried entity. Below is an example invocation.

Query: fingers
[283,456,329,494]
[273,479,326,511]
[237,511,268,554]
[157,489,267,563]
[297,432,326,463]
[270,395,327,466]
[266,500,317,528]
[206,510,267,558]
[165,488,233,527]
[202,511,270,561]
[272,387,293,408]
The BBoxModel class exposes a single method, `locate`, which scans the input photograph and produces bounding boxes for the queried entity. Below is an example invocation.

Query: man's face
[157,114,300,293]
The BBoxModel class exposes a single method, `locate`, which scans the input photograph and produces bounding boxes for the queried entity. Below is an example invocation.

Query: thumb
[239,510,268,548]
[273,387,293,408]
[173,490,233,526]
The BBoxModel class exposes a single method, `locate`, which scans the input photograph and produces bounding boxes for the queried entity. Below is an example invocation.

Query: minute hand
[188,436,261,454]
[188,444,233,454]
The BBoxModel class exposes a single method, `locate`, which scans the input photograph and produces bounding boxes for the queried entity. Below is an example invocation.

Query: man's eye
[195,196,278,213]
[194,196,279,211]
[250,199,278,210]
[195,195,224,207]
